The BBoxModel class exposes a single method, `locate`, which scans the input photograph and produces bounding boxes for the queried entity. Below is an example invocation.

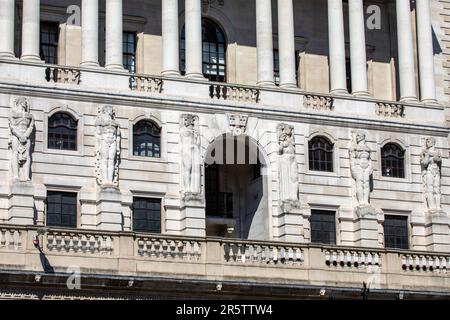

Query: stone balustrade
[303,94,334,111]
[324,248,381,269]
[0,227,22,250]
[45,66,81,85]
[223,239,303,265]
[375,102,406,118]
[136,235,201,261]
[129,75,164,93]
[209,84,260,103]
[401,253,450,273]
[45,230,114,255]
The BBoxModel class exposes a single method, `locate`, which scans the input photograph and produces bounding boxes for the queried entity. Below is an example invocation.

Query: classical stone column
[256,0,275,87]
[327,0,347,94]
[162,0,180,76]
[105,0,124,71]
[396,0,417,101]
[0,0,15,59]
[21,0,42,62]
[185,0,204,79]
[81,0,99,68]
[348,0,368,96]
[277,0,297,89]
[416,0,437,104]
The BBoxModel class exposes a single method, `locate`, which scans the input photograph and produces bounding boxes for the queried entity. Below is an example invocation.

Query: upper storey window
[40,21,59,64]
[181,18,227,82]
[309,136,334,172]
[381,143,405,178]
[48,113,78,151]
[123,31,137,73]
[133,120,161,158]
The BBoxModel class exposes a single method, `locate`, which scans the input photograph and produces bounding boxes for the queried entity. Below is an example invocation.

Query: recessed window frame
[40,20,60,65]
[132,119,162,159]
[132,197,163,234]
[383,214,410,250]
[47,112,79,151]
[310,209,337,245]
[45,190,79,229]
[308,135,335,173]
[123,30,137,73]
[380,142,406,179]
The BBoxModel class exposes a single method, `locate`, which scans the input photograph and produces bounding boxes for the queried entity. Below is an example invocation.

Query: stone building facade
[0,0,449,299]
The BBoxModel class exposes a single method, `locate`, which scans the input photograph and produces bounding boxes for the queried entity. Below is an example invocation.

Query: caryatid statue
[180,114,201,199]
[421,137,442,211]
[277,124,299,209]
[8,97,34,182]
[95,106,121,187]
[349,132,373,206]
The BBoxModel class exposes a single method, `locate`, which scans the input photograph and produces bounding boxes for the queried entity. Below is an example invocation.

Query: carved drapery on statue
[421,137,442,213]
[9,97,35,182]
[95,106,121,187]
[277,123,299,212]
[180,114,202,201]
[349,131,373,206]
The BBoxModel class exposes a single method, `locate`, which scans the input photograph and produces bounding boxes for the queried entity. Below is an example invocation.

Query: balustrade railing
[375,102,405,118]
[210,84,260,103]
[0,228,22,250]
[136,236,202,261]
[303,94,334,111]
[45,230,113,255]
[324,248,381,269]
[401,254,450,273]
[129,75,164,93]
[45,66,81,84]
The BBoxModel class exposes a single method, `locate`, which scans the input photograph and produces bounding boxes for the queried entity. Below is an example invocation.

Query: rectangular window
[123,31,137,73]
[384,215,409,250]
[40,21,59,64]
[310,210,336,245]
[46,191,77,228]
[133,197,162,233]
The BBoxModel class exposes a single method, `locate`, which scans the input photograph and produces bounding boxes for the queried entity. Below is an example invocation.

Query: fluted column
[348,0,368,96]
[416,0,437,104]
[0,0,15,59]
[396,0,417,101]
[327,0,347,95]
[105,0,124,71]
[21,0,41,62]
[185,0,204,79]
[162,0,180,76]
[81,0,99,67]
[256,0,275,87]
[277,0,297,89]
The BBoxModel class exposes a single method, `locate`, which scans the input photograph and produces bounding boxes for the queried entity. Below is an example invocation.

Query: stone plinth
[410,213,427,251]
[277,201,303,243]
[8,182,35,225]
[354,205,381,248]
[180,194,205,237]
[96,187,123,231]
[425,211,450,252]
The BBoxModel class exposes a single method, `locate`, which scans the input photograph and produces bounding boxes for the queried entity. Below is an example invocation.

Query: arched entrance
[204,134,269,240]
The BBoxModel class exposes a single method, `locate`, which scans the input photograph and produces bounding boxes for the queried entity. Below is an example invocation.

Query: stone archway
[203,133,270,240]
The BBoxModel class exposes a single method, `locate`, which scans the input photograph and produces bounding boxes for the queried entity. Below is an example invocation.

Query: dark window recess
[384,215,409,249]
[123,31,137,73]
[346,57,352,93]
[40,21,59,64]
[46,191,77,228]
[381,143,405,178]
[310,210,336,245]
[274,49,300,86]
[133,198,162,234]
[205,164,233,219]
[309,136,334,172]
[48,113,78,151]
[133,120,161,158]
[181,18,227,82]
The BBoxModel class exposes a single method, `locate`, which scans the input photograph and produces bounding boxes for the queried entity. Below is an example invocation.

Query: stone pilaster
[81,0,100,68]
[105,0,124,71]
[96,187,123,231]
[354,206,383,248]
[0,0,16,59]
[8,182,35,225]
[256,0,275,87]
[162,0,180,76]
[21,0,42,62]
[185,0,204,79]
[180,196,205,237]
[425,213,450,252]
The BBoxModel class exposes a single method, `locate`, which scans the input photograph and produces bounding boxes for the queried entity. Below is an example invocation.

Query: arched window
[181,18,227,82]
[381,143,405,178]
[48,113,78,151]
[133,120,161,158]
[309,136,334,172]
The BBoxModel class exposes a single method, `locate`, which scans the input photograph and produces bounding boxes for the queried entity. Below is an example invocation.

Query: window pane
[48,113,78,151]
[46,191,77,228]
[310,210,336,245]
[309,137,334,172]
[133,198,162,233]
[133,120,161,158]
[40,22,59,64]
[384,215,409,249]
[381,144,405,178]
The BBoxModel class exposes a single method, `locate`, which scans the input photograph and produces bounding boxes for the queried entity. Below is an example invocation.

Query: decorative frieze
[46,231,114,255]
[45,66,81,85]
[223,241,304,265]
[210,84,260,103]
[324,249,381,269]
[375,102,405,118]
[227,113,248,136]
[401,254,449,272]
[303,94,334,111]
[136,237,202,261]
[129,75,164,93]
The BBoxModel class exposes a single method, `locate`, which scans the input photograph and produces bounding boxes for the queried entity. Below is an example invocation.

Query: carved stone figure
[95,106,121,187]
[227,113,248,136]
[277,124,299,211]
[180,114,201,200]
[421,137,442,212]
[349,132,373,206]
[8,97,34,182]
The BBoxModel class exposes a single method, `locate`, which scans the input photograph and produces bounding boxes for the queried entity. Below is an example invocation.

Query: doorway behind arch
[204,134,269,240]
